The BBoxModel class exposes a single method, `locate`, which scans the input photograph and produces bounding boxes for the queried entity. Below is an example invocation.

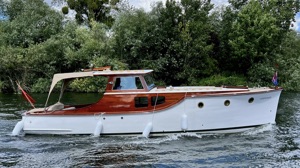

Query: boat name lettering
[260,97,271,100]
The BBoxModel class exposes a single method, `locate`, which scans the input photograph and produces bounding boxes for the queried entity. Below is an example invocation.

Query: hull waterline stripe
[100,124,263,136]
[25,124,264,135]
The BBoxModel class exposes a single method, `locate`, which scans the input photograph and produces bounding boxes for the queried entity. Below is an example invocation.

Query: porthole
[198,102,204,108]
[248,97,254,103]
[224,100,230,106]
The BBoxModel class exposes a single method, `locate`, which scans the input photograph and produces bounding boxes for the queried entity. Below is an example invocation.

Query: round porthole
[224,100,230,106]
[248,97,254,103]
[198,102,204,108]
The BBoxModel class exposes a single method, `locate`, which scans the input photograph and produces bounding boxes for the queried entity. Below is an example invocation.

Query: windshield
[113,76,143,90]
[144,74,155,90]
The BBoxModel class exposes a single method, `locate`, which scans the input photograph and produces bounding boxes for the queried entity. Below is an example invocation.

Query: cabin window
[135,77,143,89]
[135,97,148,108]
[144,74,155,90]
[113,77,143,90]
[151,96,165,106]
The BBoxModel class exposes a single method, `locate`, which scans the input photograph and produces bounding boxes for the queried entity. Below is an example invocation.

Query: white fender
[93,120,103,137]
[142,122,153,138]
[12,120,24,136]
[181,114,188,131]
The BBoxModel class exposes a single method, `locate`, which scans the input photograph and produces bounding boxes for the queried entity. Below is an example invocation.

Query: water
[1,92,300,167]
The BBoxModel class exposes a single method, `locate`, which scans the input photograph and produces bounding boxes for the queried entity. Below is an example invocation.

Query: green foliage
[0,0,119,92]
[65,0,120,26]
[92,56,127,71]
[0,0,7,18]
[4,0,23,20]
[215,0,300,77]
[266,0,300,36]
[0,81,3,92]
[198,74,247,86]
[113,0,217,86]
[1,0,300,93]
[247,31,300,90]
[62,6,69,14]
[228,0,248,9]
[0,81,14,93]
[248,63,275,87]
[0,46,30,92]
[274,31,300,91]
[69,77,107,93]
[31,78,51,93]
[228,0,280,74]
[4,0,63,47]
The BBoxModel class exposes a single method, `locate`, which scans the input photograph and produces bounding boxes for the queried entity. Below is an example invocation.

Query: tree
[273,31,300,90]
[0,0,63,92]
[3,0,63,47]
[228,0,248,10]
[228,0,280,74]
[113,0,216,85]
[64,0,120,26]
[266,0,300,37]
[216,0,300,76]
[0,0,6,18]
[178,0,217,84]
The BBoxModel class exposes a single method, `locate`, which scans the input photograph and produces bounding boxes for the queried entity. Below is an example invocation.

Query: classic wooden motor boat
[13,66,282,137]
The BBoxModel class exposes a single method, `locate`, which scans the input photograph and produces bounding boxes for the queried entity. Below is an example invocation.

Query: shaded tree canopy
[2,0,63,47]
[0,0,300,93]
[215,0,300,75]
[64,0,120,27]
[113,0,217,85]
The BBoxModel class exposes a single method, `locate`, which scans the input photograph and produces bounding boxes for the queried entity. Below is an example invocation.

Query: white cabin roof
[93,69,153,76]
[45,69,154,107]
[49,70,153,93]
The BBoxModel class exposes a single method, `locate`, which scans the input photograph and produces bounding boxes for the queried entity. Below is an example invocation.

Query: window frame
[134,97,149,108]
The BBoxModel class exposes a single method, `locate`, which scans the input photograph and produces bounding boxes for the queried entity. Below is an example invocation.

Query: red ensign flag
[16,82,35,108]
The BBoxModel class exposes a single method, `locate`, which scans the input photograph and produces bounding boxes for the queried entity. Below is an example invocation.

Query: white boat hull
[20,89,282,136]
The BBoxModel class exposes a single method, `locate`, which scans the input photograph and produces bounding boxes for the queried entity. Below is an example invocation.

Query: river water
[0,92,300,167]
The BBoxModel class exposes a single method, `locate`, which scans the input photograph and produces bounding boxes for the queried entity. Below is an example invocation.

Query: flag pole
[16,81,35,109]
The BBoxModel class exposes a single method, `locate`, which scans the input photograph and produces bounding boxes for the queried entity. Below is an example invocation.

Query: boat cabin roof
[49,69,153,94]
[93,69,153,76]
[53,69,152,80]
[45,68,154,108]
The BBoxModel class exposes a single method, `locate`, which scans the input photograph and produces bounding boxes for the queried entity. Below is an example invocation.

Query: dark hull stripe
[24,124,266,136]
[99,124,263,136]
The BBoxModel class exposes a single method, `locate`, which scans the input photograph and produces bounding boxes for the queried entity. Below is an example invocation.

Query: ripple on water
[14,151,72,168]
[0,152,22,167]
[0,92,300,167]
[70,143,155,167]
[0,109,25,121]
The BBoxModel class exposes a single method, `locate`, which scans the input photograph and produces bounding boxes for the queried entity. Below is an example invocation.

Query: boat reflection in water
[12,66,282,137]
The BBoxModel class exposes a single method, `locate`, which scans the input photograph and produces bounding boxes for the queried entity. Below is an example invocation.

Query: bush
[69,77,107,93]
[31,78,51,93]
[0,81,3,92]
[0,80,15,93]
[198,74,247,86]
[247,63,275,87]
